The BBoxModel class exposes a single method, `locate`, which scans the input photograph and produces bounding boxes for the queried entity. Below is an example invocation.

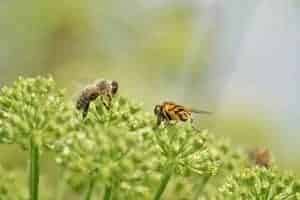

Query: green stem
[153,170,172,200]
[103,185,112,200]
[84,179,96,200]
[29,137,40,200]
[193,175,211,200]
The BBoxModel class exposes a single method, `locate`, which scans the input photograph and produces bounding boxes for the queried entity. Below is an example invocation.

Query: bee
[76,79,119,118]
[154,101,211,127]
[248,147,271,168]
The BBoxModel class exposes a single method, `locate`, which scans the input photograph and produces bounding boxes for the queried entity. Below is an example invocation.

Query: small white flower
[66,139,73,145]
[55,157,63,164]
[85,140,95,151]
[77,133,86,140]
[48,95,55,102]
[62,147,71,156]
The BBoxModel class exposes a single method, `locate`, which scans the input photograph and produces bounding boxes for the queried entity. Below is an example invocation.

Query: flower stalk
[84,178,96,200]
[153,170,172,200]
[103,184,112,200]
[29,137,40,200]
[193,175,211,200]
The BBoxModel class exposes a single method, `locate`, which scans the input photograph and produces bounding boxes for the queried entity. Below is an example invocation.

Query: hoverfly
[154,101,211,129]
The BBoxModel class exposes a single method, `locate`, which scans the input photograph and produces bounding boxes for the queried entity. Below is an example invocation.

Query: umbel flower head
[0,76,71,150]
[153,125,220,177]
[218,167,300,200]
[54,96,158,198]
[205,135,247,173]
[88,96,154,132]
[194,136,249,200]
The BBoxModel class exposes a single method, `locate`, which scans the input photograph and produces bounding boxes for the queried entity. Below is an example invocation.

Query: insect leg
[100,96,110,110]
[156,117,161,126]
[82,102,90,119]
[190,118,202,132]
[106,93,113,108]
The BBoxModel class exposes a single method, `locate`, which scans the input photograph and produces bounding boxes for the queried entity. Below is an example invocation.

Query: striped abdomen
[161,102,192,122]
[76,87,99,118]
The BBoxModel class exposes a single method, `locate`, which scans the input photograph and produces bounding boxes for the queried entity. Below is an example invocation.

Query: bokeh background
[0,0,299,178]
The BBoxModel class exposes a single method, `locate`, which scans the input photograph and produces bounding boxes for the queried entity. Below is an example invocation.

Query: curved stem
[29,137,40,200]
[153,170,172,200]
[84,178,96,200]
[103,185,112,200]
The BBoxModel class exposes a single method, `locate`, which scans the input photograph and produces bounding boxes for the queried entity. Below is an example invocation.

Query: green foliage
[219,167,300,200]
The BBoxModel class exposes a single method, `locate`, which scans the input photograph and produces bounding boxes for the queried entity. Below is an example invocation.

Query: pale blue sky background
[204,0,299,155]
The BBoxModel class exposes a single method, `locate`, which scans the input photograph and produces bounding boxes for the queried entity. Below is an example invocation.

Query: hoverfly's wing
[189,108,212,115]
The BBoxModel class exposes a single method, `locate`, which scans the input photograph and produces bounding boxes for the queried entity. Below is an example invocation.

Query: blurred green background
[0,0,299,181]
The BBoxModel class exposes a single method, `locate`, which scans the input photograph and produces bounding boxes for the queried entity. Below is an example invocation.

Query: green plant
[219,167,300,200]
[54,97,157,200]
[194,135,248,200]
[0,76,71,200]
[0,76,299,200]
[151,126,220,200]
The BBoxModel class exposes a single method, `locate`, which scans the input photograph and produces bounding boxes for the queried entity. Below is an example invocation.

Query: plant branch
[193,175,211,200]
[84,178,96,200]
[153,170,172,200]
[103,184,112,200]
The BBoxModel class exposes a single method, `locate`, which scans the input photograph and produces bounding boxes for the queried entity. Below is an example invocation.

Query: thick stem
[103,185,112,200]
[84,179,96,200]
[153,170,172,200]
[29,138,40,200]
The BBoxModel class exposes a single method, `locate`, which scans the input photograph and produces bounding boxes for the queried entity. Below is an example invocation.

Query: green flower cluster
[54,97,158,199]
[194,134,248,200]
[0,76,70,150]
[150,126,221,200]
[0,76,72,200]
[0,76,299,200]
[153,126,220,177]
[206,136,247,174]
[219,167,300,200]
[54,95,221,199]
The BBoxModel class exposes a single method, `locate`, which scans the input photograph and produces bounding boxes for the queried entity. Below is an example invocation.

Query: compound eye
[154,105,160,115]
[111,80,119,95]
